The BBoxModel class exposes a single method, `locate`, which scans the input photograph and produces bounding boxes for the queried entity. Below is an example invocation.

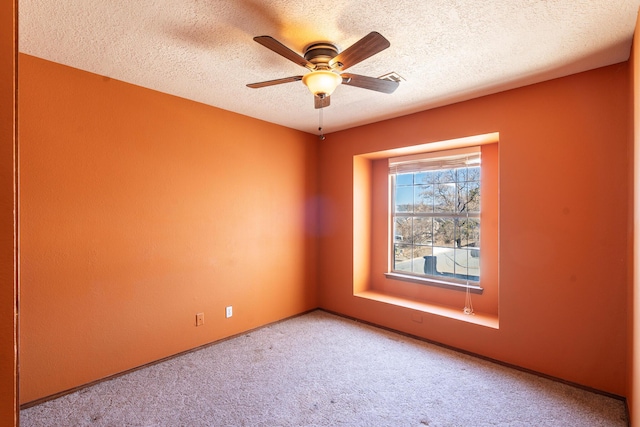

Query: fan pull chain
[318,107,325,140]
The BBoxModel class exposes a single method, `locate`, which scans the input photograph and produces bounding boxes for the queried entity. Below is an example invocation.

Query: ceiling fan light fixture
[302,70,342,97]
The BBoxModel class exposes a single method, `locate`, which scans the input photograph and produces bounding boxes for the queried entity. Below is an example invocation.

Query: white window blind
[389,146,481,175]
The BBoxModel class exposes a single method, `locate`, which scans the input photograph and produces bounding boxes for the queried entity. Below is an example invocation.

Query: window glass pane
[452,248,480,281]
[422,251,438,276]
[454,219,467,248]
[466,218,480,247]
[423,170,440,184]
[414,185,433,212]
[393,244,413,273]
[426,247,481,282]
[415,172,429,184]
[467,181,480,213]
[394,244,436,274]
[455,250,467,278]
[434,169,456,184]
[434,247,455,276]
[467,166,480,182]
[394,217,412,244]
[433,217,455,247]
[412,217,433,245]
[455,219,469,248]
[396,173,413,186]
[395,186,414,212]
[413,246,433,274]
[455,181,468,214]
[457,167,468,183]
[434,184,456,213]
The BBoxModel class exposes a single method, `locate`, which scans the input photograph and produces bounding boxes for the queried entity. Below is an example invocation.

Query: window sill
[355,289,499,329]
[384,272,483,294]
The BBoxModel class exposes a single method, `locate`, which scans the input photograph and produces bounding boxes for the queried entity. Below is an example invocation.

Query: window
[389,147,481,288]
[354,134,498,323]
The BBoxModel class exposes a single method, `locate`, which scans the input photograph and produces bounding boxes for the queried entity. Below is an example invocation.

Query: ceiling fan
[247,32,399,109]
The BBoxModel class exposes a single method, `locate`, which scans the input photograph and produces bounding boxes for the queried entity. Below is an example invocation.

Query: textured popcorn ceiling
[18,1,640,134]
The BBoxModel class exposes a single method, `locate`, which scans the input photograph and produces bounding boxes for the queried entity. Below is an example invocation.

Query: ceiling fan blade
[315,95,330,109]
[247,76,303,88]
[341,73,399,93]
[254,36,316,71]
[329,32,390,71]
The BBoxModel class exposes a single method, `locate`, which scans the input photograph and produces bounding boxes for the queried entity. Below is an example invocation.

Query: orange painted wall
[0,1,18,425]
[18,54,319,404]
[319,63,630,395]
[631,9,640,425]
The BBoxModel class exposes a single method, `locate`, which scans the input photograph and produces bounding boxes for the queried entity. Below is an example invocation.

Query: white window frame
[387,146,482,291]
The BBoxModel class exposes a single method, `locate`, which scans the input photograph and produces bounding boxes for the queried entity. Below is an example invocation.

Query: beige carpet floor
[21,310,627,426]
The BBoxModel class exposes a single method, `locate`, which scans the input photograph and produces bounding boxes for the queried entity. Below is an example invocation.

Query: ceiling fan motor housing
[304,43,339,68]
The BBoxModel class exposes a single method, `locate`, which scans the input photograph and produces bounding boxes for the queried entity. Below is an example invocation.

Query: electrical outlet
[225,306,233,318]
[196,312,204,326]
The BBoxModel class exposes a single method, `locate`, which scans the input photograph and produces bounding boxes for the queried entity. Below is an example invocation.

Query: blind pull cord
[463,176,475,315]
